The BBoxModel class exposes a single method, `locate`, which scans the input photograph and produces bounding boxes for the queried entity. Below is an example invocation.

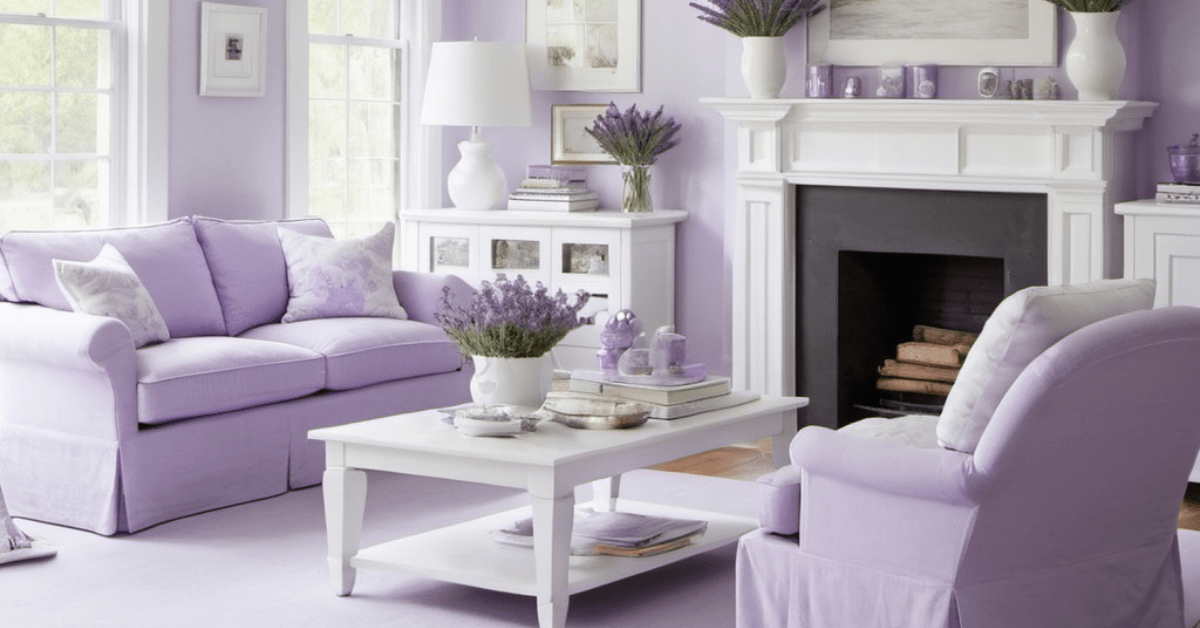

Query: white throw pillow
[54,243,171,348]
[277,222,407,323]
[936,278,1155,453]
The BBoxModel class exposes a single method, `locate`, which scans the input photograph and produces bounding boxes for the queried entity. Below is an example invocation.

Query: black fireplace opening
[796,185,1048,429]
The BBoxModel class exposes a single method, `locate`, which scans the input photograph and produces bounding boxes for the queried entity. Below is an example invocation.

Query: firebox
[796,185,1047,428]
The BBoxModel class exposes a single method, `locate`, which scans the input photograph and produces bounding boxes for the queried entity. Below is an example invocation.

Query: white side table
[1116,198,1200,482]
[399,209,687,370]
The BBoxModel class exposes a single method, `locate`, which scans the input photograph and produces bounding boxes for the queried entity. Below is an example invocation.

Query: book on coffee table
[568,372,732,405]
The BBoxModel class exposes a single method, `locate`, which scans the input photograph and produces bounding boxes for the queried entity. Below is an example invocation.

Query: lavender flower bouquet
[690,0,824,37]
[435,275,590,359]
[586,102,682,212]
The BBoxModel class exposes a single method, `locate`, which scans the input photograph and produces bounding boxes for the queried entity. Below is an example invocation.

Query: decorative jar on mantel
[1064,10,1126,101]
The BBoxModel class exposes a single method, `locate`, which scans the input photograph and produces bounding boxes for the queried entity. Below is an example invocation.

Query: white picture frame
[200,2,267,97]
[807,0,1057,67]
[526,0,641,92]
[551,104,616,165]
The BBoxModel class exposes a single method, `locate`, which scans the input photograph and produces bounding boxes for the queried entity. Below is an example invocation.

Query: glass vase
[621,165,652,213]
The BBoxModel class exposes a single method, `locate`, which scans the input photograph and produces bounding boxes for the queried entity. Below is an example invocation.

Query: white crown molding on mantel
[702,98,1157,397]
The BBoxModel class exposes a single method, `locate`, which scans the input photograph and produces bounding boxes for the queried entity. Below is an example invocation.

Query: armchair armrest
[392,270,474,326]
[791,426,983,506]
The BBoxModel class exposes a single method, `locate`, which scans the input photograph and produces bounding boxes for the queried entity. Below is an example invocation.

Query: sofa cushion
[54,244,171,348]
[0,217,227,337]
[0,251,14,301]
[136,336,326,425]
[193,216,334,336]
[936,278,1156,454]
[239,317,464,391]
[277,222,407,323]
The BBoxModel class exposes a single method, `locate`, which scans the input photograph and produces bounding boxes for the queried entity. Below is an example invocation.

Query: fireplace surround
[705,98,1156,427]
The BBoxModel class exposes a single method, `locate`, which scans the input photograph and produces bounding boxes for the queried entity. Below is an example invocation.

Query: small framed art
[526,0,641,92]
[551,104,615,165]
[200,2,267,97]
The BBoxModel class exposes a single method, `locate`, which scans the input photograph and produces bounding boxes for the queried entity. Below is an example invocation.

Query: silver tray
[536,393,651,430]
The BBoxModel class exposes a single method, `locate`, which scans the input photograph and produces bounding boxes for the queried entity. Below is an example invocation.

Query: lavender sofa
[0,216,472,535]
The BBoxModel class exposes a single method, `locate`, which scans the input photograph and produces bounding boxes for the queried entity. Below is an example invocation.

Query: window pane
[0,159,52,232]
[308,158,345,218]
[56,26,111,89]
[0,91,51,153]
[54,157,102,227]
[57,92,107,154]
[309,43,345,98]
[54,0,104,19]
[347,102,394,159]
[339,0,390,38]
[308,0,337,35]
[309,100,345,160]
[0,0,51,16]
[0,23,52,87]
[347,159,395,221]
[348,45,395,101]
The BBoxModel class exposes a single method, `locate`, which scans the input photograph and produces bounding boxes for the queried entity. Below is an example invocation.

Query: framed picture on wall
[526,0,642,92]
[200,2,267,97]
[807,0,1057,67]
[551,104,616,165]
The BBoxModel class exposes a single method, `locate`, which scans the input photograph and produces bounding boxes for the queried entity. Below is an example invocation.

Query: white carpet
[0,469,759,628]
[4,469,1199,628]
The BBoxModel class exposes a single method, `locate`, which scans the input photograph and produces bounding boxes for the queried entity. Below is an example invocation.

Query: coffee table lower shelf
[350,499,757,597]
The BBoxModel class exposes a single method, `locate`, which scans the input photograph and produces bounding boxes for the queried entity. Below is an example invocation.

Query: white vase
[469,355,552,409]
[1064,11,1126,101]
[741,36,786,99]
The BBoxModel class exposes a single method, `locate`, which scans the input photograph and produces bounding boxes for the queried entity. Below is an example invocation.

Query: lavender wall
[168,0,288,221]
[163,1,1200,377]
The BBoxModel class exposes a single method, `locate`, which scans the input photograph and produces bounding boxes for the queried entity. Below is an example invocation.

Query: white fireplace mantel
[703,98,1157,396]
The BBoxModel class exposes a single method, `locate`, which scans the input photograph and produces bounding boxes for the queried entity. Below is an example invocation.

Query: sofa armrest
[393,270,474,325]
[0,302,138,439]
[757,464,802,535]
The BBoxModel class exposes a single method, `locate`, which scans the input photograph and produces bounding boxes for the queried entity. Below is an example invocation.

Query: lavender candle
[906,64,938,99]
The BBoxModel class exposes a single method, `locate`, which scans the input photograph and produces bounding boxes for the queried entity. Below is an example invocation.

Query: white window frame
[0,0,166,229]
[285,0,441,226]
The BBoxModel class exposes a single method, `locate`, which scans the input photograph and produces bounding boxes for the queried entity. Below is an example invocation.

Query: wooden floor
[654,441,1200,532]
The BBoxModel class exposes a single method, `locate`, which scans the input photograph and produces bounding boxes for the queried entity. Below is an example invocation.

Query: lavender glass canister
[806,64,833,98]
[906,64,938,99]
[1168,134,1200,184]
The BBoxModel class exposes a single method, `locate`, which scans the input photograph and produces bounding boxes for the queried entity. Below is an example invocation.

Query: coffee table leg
[770,409,799,468]
[323,467,367,596]
[591,475,621,512]
[531,491,573,628]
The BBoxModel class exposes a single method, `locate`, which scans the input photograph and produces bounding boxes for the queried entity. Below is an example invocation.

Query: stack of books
[1156,182,1200,204]
[490,509,707,557]
[566,371,759,419]
[507,165,599,212]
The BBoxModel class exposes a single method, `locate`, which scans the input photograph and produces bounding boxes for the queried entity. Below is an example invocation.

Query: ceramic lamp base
[447,134,506,210]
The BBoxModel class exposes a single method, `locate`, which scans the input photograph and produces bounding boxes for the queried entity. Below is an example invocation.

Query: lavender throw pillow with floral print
[53,243,171,348]
[277,222,407,323]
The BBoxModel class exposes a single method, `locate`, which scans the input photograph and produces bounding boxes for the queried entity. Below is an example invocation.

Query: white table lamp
[420,41,532,210]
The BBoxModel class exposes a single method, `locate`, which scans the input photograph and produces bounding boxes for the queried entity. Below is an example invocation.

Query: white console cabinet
[1116,198,1200,482]
[399,209,687,370]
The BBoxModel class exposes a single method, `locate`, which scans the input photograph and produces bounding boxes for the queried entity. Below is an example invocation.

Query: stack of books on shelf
[874,325,977,409]
[566,371,759,420]
[507,164,599,212]
[1155,182,1200,204]
[490,509,708,557]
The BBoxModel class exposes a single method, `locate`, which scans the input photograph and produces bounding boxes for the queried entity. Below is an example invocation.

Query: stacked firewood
[876,325,979,398]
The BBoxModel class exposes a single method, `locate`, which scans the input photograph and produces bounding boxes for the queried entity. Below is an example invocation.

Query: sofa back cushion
[936,278,1156,454]
[193,216,334,336]
[0,217,227,337]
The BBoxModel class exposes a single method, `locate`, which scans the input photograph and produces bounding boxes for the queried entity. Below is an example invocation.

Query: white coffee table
[309,395,807,628]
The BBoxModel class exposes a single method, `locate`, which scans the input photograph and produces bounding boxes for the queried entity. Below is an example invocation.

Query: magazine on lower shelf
[489,508,707,557]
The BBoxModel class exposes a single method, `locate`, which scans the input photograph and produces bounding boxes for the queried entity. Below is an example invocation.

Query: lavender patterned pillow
[277,222,407,323]
[53,243,171,348]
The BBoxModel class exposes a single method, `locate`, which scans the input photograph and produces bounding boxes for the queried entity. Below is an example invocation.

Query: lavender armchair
[738,306,1200,628]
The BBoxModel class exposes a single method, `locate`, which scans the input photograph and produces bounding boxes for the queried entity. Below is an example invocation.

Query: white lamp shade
[420,41,533,128]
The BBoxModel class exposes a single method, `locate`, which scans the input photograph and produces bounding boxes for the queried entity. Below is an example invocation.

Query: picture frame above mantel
[526,0,642,92]
[807,0,1057,67]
